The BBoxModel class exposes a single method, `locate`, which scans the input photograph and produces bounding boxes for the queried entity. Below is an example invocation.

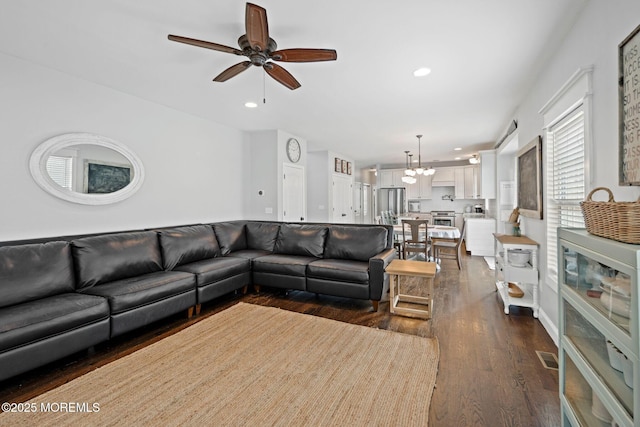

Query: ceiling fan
[168,2,337,90]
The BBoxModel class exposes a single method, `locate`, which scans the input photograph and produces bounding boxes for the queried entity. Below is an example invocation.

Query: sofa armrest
[368,248,396,301]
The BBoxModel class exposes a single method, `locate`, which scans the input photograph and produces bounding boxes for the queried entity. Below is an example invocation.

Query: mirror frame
[30,133,145,205]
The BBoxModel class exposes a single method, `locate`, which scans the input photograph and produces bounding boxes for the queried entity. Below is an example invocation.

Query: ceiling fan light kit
[168,3,337,90]
[469,155,480,164]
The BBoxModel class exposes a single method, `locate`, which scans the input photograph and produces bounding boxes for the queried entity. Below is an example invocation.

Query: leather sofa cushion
[0,242,75,308]
[213,222,247,255]
[175,257,250,286]
[79,271,195,314]
[226,249,272,261]
[158,225,220,270]
[253,254,318,277]
[307,259,370,284]
[246,222,280,251]
[0,293,109,352]
[324,226,389,262]
[72,231,163,289]
[274,224,327,258]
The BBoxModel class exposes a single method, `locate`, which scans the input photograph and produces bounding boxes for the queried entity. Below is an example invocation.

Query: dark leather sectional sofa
[0,221,394,382]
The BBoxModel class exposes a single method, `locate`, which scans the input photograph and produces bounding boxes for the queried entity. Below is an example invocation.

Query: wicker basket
[580,187,640,244]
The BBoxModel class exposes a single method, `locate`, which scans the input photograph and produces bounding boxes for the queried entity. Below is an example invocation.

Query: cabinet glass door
[561,245,632,336]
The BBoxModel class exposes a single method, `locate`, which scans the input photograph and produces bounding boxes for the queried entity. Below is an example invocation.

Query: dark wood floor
[0,253,560,426]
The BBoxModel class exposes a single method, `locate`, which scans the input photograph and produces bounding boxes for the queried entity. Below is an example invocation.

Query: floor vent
[536,350,559,370]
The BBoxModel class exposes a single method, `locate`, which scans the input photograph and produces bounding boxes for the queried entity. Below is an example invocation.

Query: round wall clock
[286,138,301,163]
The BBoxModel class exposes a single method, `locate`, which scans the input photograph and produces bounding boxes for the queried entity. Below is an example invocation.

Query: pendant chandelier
[415,134,435,176]
[401,151,417,184]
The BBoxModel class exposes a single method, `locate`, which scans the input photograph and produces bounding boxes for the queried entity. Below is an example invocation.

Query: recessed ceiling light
[413,67,431,77]
[454,147,462,151]
[455,157,461,160]
[245,102,258,108]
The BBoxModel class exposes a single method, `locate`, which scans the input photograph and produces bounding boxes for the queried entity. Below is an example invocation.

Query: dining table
[392,224,461,240]
[392,224,461,267]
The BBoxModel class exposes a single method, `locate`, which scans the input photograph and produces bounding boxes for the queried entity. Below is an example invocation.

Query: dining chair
[431,220,466,269]
[401,219,430,261]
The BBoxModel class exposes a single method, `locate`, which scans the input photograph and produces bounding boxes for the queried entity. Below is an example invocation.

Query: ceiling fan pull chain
[263,71,266,104]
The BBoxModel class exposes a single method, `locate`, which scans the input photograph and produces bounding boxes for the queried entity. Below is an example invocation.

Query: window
[546,106,586,281]
[46,155,73,190]
[540,66,592,288]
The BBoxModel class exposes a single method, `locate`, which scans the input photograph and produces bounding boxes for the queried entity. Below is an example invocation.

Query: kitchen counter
[464,217,496,256]
[463,213,490,219]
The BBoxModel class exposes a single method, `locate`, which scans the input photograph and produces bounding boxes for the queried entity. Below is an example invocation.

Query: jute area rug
[2,302,439,426]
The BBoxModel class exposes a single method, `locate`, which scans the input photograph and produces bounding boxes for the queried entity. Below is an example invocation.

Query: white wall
[307,150,355,222]
[511,0,640,342]
[245,129,307,221]
[0,53,245,241]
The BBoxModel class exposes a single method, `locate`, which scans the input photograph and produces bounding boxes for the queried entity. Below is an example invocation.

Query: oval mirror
[30,133,144,205]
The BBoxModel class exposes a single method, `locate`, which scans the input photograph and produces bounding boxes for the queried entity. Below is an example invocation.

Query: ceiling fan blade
[213,61,252,82]
[168,34,243,55]
[264,63,301,90]
[271,49,337,62]
[245,3,269,51]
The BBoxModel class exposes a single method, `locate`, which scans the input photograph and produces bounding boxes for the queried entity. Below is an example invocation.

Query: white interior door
[363,183,372,224]
[332,174,353,223]
[283,164,305,222]
[353,182,362,223]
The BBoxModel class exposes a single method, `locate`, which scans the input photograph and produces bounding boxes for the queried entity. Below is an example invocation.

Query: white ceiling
[0,0,587,168]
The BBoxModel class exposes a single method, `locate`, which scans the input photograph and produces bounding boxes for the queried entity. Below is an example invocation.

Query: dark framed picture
[517,136,543,219]
[335,157,341,172]
[347,162,352,175]
[619,24,640,185]
[341,159,347,174]
[84,160,131,194]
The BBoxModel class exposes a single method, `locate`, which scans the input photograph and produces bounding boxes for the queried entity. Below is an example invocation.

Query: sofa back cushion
[72,231,163,289]
[246,222,280,252]
[158,225,220,270]
[274,224,328,258]
[324,226,389,262]
[0,241,75,308]
[213,222,247,255]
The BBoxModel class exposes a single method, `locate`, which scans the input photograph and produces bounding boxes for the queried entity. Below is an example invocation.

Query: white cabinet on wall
[406,174,432,200]
[558,228,639,427]
[379,169,405,188]
[432,167,455,186]
[464,165,481,199]
[455,168,465,199]
[419,174,433,199]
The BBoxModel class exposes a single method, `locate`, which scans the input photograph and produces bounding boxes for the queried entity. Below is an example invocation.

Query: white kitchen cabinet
[461,165,481,199]
[464,217,496,256]
[454,168,465,199]
[494,233,539,317]
[432,167,455,186]
[406,178,420,199]
[379,169,406,188]
[419,174,433,199]
[558,228,639,427]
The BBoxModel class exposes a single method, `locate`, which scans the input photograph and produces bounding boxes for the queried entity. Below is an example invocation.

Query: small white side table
[385,259,437,319]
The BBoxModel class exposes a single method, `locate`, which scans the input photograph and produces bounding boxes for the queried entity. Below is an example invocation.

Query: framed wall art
[84,160,131,194]
[517,136,543,219]
[341,159,347,174]
[334,157,341,172]
[619,24,640,185]
[347,162,352,175]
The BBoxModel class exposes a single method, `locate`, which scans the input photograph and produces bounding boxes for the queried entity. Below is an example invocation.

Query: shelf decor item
[580,187,640,244]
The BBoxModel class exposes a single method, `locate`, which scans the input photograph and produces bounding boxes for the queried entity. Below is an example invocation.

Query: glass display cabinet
[558,228,639,426]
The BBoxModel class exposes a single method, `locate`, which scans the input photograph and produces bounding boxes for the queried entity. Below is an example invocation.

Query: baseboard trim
[538,307,559,348]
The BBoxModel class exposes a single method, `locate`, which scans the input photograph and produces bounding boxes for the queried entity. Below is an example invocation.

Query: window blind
[46,155,73,190]
[546,106,585,279]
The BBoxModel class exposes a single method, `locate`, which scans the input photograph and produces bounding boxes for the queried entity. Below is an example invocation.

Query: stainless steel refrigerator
[377,187,406,220]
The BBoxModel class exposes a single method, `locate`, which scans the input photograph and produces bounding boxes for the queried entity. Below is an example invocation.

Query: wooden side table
[385,259,437,319]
